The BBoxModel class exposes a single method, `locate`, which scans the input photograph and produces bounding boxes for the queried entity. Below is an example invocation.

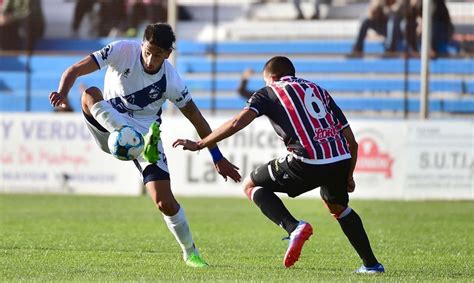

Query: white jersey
[91,40,191,133]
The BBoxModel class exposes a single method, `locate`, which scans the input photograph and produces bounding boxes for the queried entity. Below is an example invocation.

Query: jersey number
[304,87,326,119]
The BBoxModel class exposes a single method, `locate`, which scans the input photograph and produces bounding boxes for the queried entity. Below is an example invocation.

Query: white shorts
[83,114,170,182]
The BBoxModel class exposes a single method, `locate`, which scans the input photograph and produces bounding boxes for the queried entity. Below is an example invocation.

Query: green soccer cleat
[143,121,161,163]
[185,251,209,268]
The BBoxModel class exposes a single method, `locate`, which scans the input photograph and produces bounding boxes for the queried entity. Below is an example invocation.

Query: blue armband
[209,146,224,163]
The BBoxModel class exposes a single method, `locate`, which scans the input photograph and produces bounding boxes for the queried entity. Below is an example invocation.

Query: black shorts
[250,155,351,206]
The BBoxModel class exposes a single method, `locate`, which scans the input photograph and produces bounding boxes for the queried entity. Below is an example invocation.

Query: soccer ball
[107,126,144,161]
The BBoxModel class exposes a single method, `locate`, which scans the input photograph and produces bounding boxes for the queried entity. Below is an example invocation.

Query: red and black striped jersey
[245,76,351,164]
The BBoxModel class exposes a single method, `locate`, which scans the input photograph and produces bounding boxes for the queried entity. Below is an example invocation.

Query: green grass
[1,194,473,282]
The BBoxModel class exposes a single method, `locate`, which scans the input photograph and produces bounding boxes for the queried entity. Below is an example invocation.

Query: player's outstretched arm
[173,108,257,151]
[177,100,247,182]
[49,56,99,109]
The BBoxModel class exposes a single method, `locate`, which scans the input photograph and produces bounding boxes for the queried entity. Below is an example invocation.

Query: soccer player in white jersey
[49,23,241,268]
[173,56,384,273]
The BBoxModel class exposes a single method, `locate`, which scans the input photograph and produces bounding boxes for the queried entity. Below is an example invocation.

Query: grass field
[1,194,473,282]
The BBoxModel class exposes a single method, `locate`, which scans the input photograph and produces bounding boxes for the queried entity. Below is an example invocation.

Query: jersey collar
[280,75,295,81]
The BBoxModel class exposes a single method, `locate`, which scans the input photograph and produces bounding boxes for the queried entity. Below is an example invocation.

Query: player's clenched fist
[49,91,67,108]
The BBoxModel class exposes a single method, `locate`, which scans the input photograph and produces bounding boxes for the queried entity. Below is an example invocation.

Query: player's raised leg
[243,176,312,268]
[81,86,128,132]
[143,121,161,163]
[146,179,208,268]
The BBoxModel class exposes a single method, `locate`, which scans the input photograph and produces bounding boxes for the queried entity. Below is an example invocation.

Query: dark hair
[143,23,176,50]
[263,56,296,79]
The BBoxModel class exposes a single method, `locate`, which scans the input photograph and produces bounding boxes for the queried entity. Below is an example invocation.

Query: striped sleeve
[328,95,349,128]
[244,87,270,116]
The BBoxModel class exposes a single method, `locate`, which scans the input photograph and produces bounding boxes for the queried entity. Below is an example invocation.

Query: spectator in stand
[398,0,421,55]
[349,0,419,57]
[429,0,455,57]
[243,0,269,19]
[125,0,192,37]
[125,0,167,37]
[293,0,332,20]
[71,0,138,38]
[0,0,45,51]
[237,68,255,100]
[71,0,96,37]
[97,0,127,37]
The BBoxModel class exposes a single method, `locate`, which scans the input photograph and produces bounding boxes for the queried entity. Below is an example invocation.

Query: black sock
[337,209,378,267]
[252,187,299,235]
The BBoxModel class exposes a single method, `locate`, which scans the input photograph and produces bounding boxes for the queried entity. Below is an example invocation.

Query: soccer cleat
[143,121,161,163]
[283,221,313,268]
[355,263,385,274]
[185,251,209,268]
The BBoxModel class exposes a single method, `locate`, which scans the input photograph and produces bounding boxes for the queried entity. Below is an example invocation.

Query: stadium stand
[0,0,472,116]
[1,45,472,114]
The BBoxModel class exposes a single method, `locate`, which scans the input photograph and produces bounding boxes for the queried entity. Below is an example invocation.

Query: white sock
[90,101,127,132]
[163,206,196,260]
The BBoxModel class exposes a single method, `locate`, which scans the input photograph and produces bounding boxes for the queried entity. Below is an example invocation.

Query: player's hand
[347,176,356,193]
[49,91,67,109]
[242,68,254,80]
[214,158,241,182]
[172,139,201,151]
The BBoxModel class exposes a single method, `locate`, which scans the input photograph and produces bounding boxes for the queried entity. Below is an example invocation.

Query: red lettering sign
[356,138,394,178]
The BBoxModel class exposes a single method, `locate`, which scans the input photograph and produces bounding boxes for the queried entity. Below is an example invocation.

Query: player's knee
[155,199,179,215]
[242,177,255,200]
[323,200,349,218]
[81,86,103,112]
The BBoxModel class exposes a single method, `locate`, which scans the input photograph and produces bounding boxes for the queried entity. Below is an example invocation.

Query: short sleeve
[244,87,271,117]
[328,95,349,128]
[164,63,192,108]
[91,40,125,70]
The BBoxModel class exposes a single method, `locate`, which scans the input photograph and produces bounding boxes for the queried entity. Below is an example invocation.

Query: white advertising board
[0,113,142,195]
[350,122,407,199]
[403,122,473,199]
[1,113,472,199]
[162,117,473,200]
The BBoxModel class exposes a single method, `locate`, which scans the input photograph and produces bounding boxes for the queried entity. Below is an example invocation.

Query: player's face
[141,41,171,73]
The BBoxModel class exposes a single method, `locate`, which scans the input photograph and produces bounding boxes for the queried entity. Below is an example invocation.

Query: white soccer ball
[107,126,144,161]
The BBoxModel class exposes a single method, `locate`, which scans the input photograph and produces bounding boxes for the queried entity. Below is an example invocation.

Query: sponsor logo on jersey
[312,126,339,141]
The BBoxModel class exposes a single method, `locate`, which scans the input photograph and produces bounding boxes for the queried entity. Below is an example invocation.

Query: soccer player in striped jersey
[49,23,241,268]
[173,56,384,273]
